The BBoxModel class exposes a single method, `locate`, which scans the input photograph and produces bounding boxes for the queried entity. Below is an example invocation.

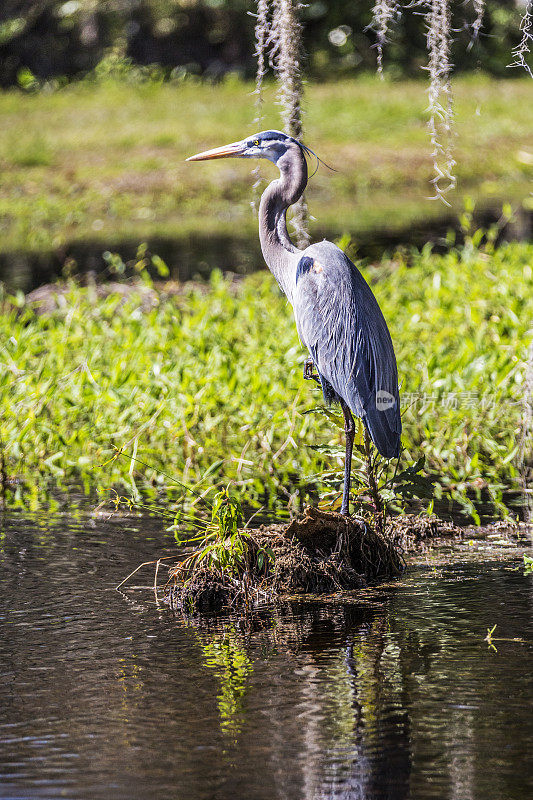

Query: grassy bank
[1,239,531,515]
[0,75,532,267]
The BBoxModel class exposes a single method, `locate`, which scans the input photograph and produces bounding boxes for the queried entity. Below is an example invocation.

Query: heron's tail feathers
[363,401,401,460]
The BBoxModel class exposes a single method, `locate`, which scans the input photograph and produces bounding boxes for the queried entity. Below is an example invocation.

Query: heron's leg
[303,358,320,383]
[340,399,355,517]
[363,427,384,518]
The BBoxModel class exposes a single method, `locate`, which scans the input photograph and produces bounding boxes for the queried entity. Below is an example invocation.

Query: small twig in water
[115,557,174,591]
[484,624,528,652]
[0,440,6,510]
[153,558,163,600]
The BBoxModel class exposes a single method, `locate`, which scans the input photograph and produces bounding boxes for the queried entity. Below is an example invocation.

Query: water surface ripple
[0,514,531,800]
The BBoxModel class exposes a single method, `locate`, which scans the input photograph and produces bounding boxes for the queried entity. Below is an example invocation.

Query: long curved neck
[258,145,308,302]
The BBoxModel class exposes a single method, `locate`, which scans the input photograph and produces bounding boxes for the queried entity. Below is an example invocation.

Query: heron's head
[187,130,304,166]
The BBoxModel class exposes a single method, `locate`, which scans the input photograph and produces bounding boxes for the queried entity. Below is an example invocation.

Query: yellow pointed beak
[186,140,246,161]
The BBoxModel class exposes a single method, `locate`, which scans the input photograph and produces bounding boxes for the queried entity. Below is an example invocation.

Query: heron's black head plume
[296,140,336,178]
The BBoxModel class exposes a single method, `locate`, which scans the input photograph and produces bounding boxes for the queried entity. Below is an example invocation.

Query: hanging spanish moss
[510,0,533,78]
[253,0,270,123]
[471,0,485,42]
[424,0,456,203]
[271,0,309,246]
[251,0,270,212]
[253,0,309,246]
[370,0,399,76]
[368,0,457,198]
[253,0,532,211]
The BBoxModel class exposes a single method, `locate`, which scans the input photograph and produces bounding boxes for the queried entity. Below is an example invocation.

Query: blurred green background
[1,74,533,291]
[0,1,531,516]
[0,1,532,291]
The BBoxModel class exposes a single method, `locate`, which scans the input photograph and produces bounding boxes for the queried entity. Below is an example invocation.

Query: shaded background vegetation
[0,0,529,88]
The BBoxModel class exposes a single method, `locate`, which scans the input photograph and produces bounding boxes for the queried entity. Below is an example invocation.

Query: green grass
[0,75,532,260]
[1,238,531,515]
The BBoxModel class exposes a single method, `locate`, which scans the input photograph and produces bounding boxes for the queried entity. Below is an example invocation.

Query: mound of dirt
[386,514,460,550]
[164,507,409,614]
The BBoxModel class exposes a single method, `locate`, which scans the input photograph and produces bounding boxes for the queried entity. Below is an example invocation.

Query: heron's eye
[253,139,260,147]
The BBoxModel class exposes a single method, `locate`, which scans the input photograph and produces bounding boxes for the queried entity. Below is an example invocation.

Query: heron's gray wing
[293,242,401,458]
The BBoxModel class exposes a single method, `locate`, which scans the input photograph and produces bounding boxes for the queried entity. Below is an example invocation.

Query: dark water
[2,206,532,293]
[0,513,532,800]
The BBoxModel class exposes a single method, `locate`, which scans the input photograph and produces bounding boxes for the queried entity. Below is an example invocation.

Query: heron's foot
[303,358,320,383]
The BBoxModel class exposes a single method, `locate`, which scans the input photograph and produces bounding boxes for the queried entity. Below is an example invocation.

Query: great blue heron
[187,130,401,516]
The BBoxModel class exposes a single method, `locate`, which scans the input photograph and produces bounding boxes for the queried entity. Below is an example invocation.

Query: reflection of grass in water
[197,627,253,737]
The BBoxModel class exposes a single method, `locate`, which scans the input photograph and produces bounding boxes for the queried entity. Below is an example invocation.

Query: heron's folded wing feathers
[293,244,401,457]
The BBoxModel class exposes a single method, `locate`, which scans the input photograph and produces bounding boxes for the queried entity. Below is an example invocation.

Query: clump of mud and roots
[163,507,460,614]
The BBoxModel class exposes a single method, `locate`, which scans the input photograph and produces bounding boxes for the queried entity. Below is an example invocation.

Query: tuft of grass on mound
[0,239,531,515]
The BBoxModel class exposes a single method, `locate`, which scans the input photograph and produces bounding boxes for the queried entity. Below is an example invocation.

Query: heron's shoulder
[301,240,348,265]
[295,241,360,288]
